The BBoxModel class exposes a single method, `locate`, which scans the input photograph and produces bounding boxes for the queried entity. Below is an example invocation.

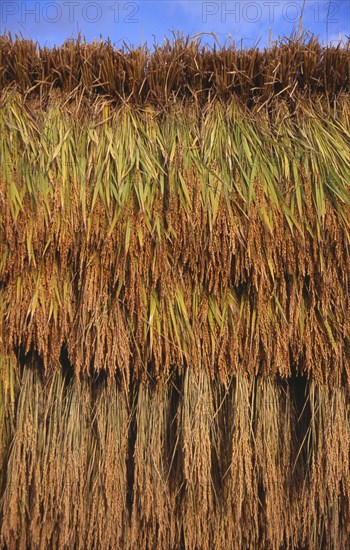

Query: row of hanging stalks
[1,354,349,550]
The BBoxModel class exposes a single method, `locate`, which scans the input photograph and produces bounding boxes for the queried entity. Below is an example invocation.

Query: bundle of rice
[0,34,350,549]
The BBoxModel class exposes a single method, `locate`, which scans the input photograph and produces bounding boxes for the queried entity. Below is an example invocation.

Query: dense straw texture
[1,34,350,104]
[1,36,350,549]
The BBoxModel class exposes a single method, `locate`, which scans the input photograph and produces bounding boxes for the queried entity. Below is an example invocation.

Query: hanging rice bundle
[1,34,350,549]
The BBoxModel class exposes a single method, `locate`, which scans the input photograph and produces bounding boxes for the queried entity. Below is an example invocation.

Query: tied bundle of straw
[1,34,350,550]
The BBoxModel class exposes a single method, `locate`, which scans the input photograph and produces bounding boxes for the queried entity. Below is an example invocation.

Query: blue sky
[1,1,349,48]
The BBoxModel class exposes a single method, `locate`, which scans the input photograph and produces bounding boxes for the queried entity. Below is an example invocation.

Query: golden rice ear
[0,352,17,488]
